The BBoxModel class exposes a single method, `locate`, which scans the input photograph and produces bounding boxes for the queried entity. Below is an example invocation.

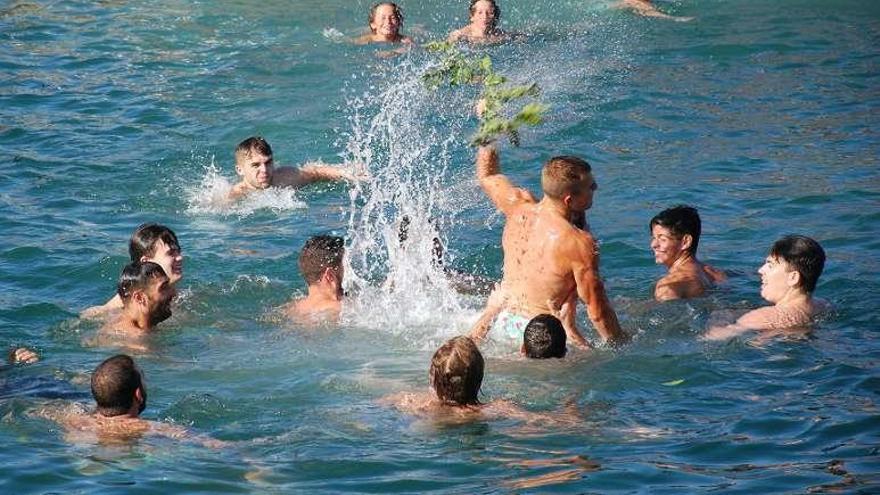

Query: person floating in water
[448,0,509,44]
[4,347,38,368]
[228,137,362,201]
[81,223,183,319]
[469,144,627,348]
[355,2,413,46]
[616,0,693,21]
[705,235,828,340]
[92,262,175,351]
[650,205,726,301]
[284,235,346,322]
[32,354,224,447]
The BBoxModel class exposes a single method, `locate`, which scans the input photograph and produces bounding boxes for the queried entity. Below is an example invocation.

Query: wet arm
[476,145,532,215]
[574,243,627,345]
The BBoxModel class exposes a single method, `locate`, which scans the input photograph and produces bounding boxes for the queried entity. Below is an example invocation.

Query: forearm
[586,298,627,345]
[469,305,501,342]
[300,162,355,183]
[476,145,501,181]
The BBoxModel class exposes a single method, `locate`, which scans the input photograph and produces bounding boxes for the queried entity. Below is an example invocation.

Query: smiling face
[758,255,798,303]
[650,225,686,267]
[235,150,274,190]
[145,239,183,285]
[370,4,401,38]
[470,0,497,33]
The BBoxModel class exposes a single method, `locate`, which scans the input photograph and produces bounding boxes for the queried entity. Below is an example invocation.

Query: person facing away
[33,354,222,447]
[100,261,175,337]
[470,144,627,348]
[522,314,567,359]
[284,235,345,322]
[650,205,726,301]
[81,223,183,319]
[228,136,361,201]
[616,0,693,21]
[448,0,508,44]
[354,2,413,45]
[706,235,828,340]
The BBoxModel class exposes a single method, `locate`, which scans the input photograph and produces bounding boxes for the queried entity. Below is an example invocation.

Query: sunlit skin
[705,255,827,340]
[102,274,176,335]
[355,4,413,45]
[229,149,361,201]
[285,265,344,323]
[650,225,725,301]
[448,1,507,43]
[617,0,693,21]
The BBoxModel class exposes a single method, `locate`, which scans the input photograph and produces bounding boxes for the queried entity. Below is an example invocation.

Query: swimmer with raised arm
[617,0,693,21]
[229,137,361,201]
[705,235,828,340]
[82,224,183,319]
[650,205,726,301]
[448,0,509,44]
[284,235,345,322]
[32,354,223,447]
[470,144,627,348]
[355,3,413,46]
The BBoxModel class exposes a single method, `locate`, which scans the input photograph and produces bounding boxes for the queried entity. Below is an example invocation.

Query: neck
[775,288,811,308]
[119,306,153,333]
[374,32,398,42]
[306,283,342,303]
[667,252,696,271]
[537,197,573,220]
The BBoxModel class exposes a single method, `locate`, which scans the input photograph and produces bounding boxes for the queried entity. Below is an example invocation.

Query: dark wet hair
[769,235,825,293]
[369,2,403,33]
[117,261,168,302]
[91,354,144,417]
[650,205,701,256]
[541,155,592,200]
[429,336,484,405]
[129,223,180,261]
[299,235,345,285]
[235,136,273,160]
[469,0,501,29]
[523,314,567,359]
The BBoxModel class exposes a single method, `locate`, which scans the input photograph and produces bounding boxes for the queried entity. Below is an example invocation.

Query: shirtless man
[229,137,360,201]
[284,235,345,322]
[470,145,626,347]
[617,0,694,21]
[448,0,508,44]
[650,205,726,301]
[33,354,222,447]
[706,235,827,340]
[354,3,413,45]
[81,224,183,319]
[101,261,175,337]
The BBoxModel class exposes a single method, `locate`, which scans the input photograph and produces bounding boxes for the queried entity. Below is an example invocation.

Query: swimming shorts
[490,310,531,340]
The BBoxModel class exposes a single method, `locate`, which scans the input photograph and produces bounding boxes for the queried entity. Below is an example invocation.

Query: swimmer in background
[650,205,726,301]
[284,235,345,322]
[4,347,39,368]
[91,261,175,350]
[31,354,223,447]
[471,143,627,348]
[228,137,362,201]
[705,235,828,340]
[616,0,694,21]
[355,3,413,47]
[81,224,183,319]
[448,0,509,44]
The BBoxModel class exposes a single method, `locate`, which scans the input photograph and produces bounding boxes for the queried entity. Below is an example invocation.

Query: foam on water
[184,162,308,217]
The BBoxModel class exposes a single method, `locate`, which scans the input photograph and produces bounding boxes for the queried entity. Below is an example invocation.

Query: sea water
[1,0,878,492]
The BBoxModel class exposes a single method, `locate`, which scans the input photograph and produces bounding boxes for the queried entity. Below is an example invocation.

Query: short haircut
[523,314,567,358]
[541,156,592,200]
[299,235,345,285]
[235,136,273,162]
[429,336,484,405]
[129,223,180,261]
[470,0,501,28]
[769,235,825,293]
[650,205,701,256]
[369,2,403,32]
[117,261,168,302]
[91,354,142,417]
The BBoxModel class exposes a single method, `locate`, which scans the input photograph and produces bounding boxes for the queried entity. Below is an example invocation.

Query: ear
[680,234,693,252]
[787,269,801,288]
[321,268,337,284]
[139,255,149,263]
[133,290,148,306]
[561,194,573,209]
[134,387,144,403]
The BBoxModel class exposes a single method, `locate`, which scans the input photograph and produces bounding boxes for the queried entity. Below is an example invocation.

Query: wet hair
[541,155,592,200]
[769,235,825,293]
[469,0,501,29]
[235,136,273,162]
[129,223,180,261]
[299,235,345,285]
[91,354,144,417]
[368,2,403,33]
[650,205,701,256]
[523,314,567,359]
[117,261,168,303]
[429,336,484,405]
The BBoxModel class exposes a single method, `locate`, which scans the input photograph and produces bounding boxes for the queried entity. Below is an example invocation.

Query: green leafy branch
[423,41,548,147]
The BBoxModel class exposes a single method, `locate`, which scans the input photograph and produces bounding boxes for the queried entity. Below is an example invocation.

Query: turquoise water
[2,0,879,492]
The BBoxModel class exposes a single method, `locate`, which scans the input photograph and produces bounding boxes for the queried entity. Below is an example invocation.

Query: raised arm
[476,145,535,215]
[274,161,361,187]
[572,236,627,346]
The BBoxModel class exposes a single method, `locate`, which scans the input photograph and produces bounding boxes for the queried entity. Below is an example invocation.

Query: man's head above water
[234,136,275,190]
[91,354,146,418]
